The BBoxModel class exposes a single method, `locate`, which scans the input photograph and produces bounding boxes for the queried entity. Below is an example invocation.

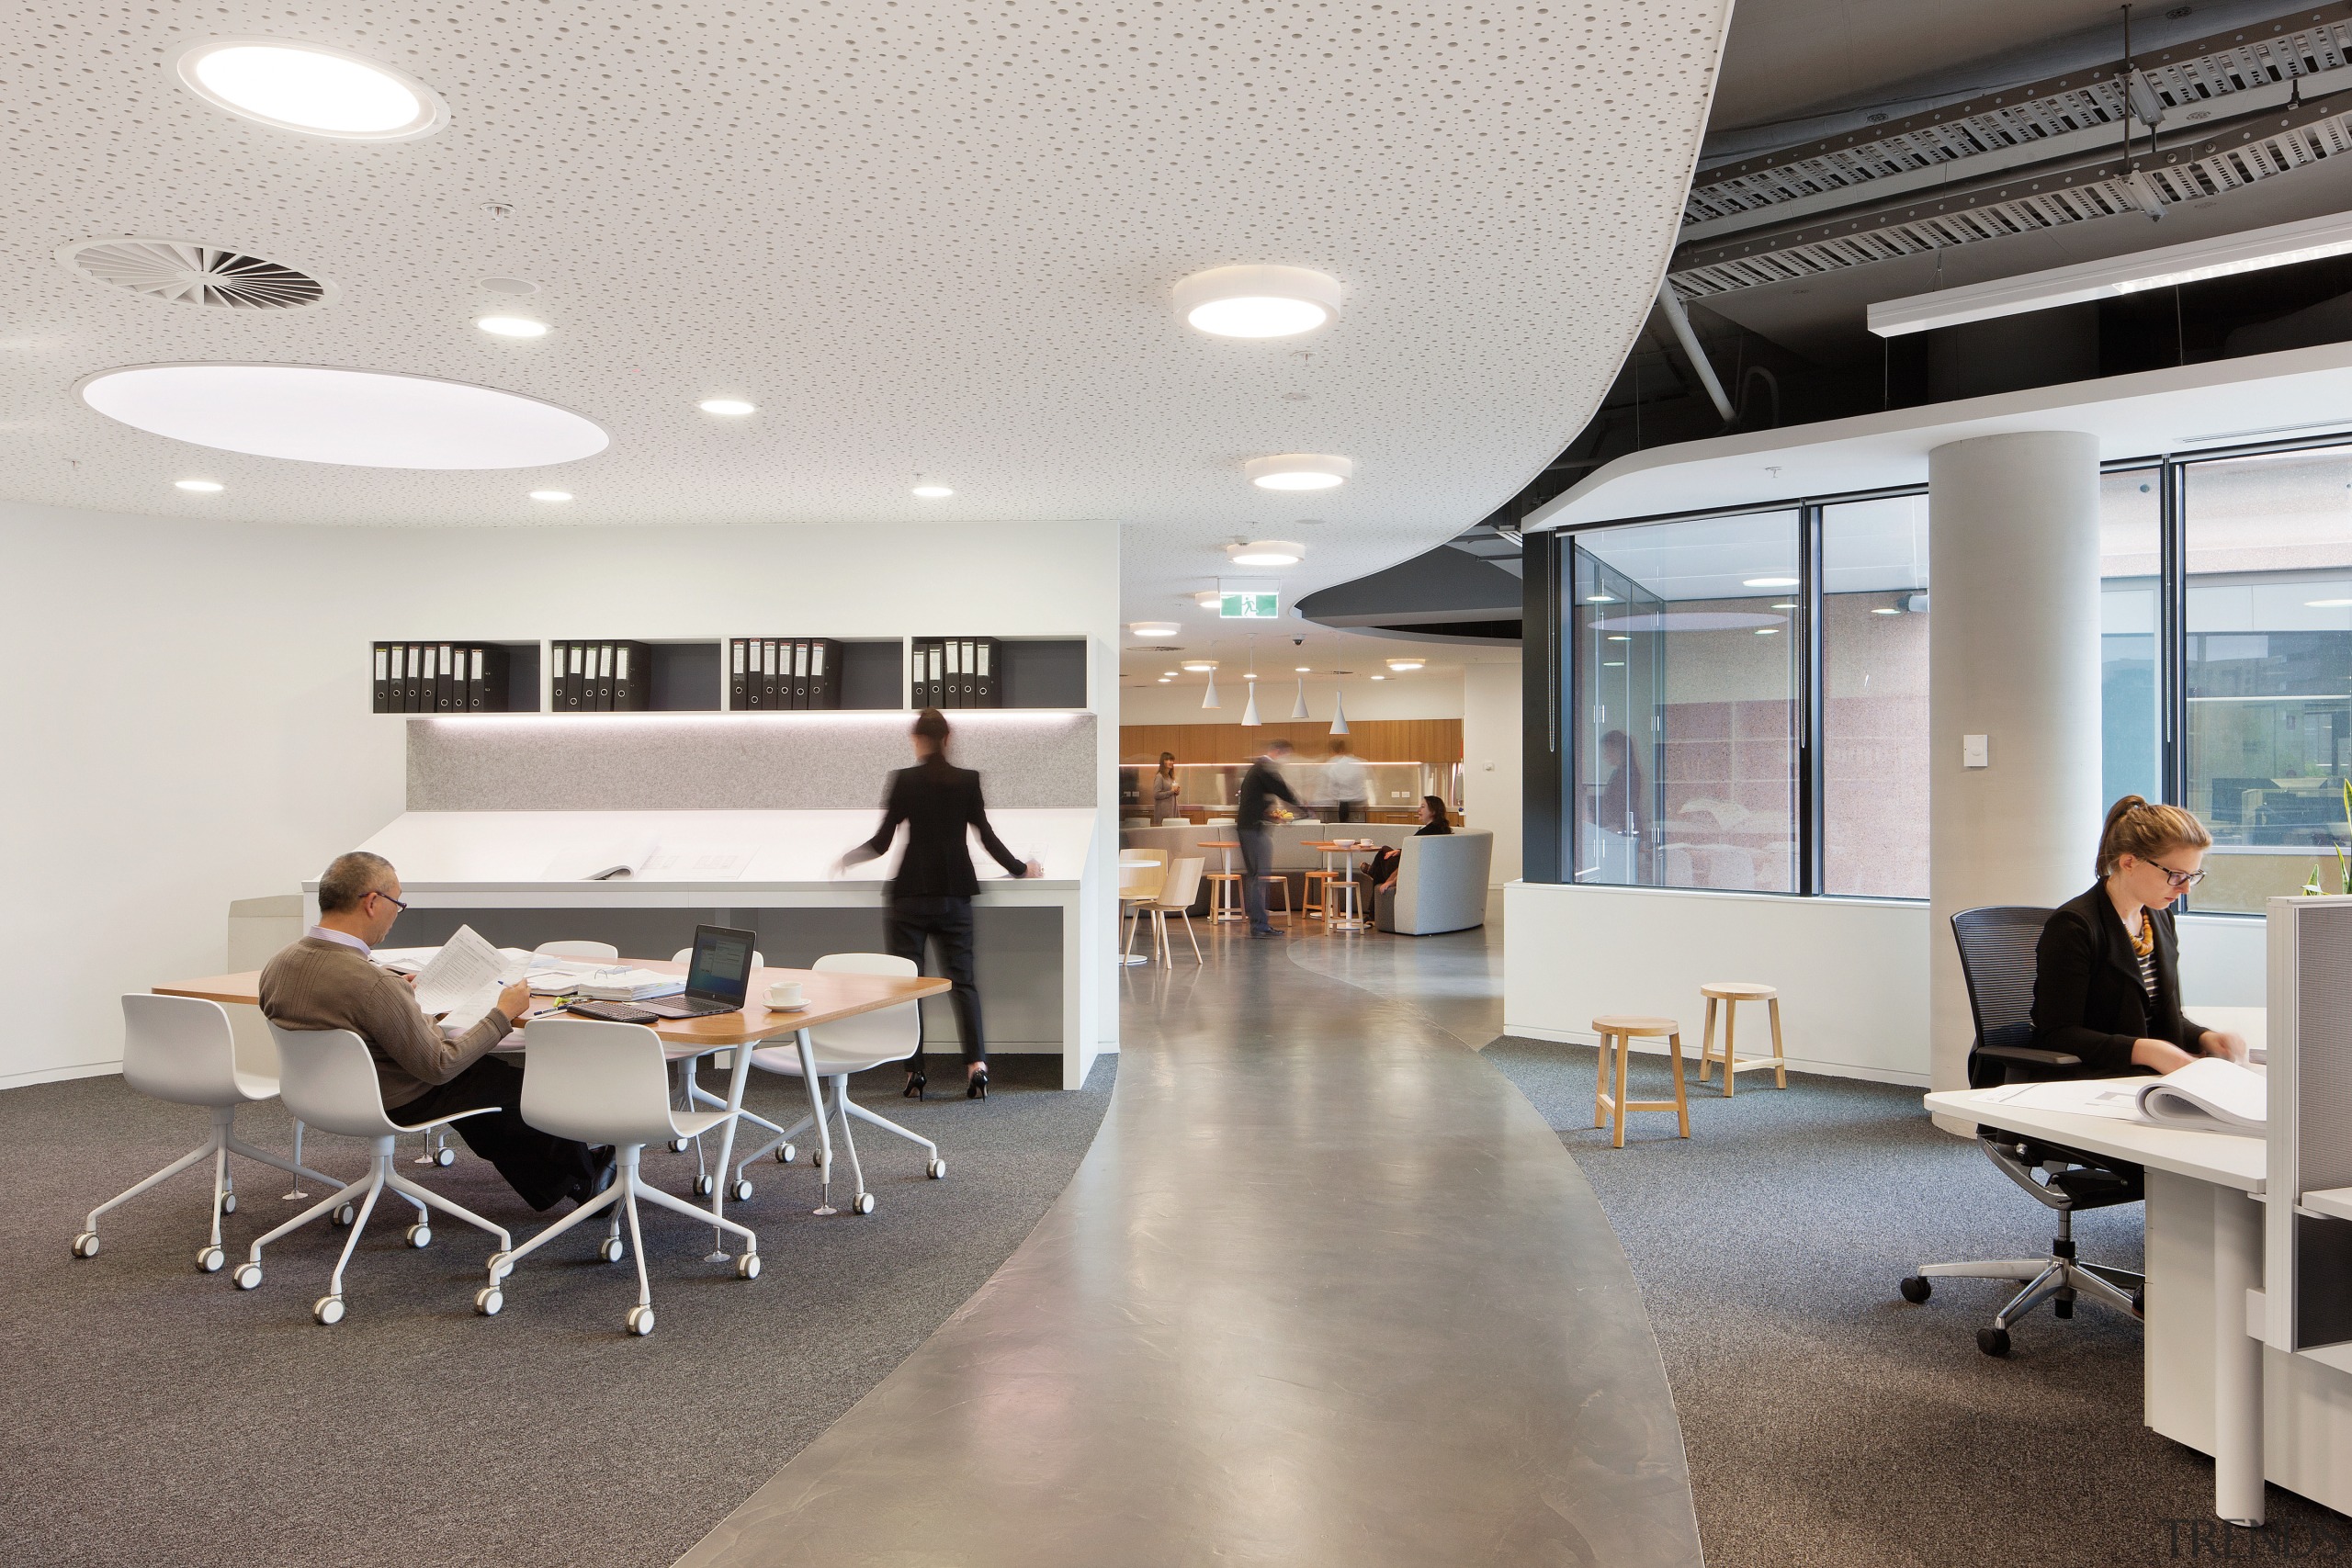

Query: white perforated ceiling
[1,0,1730,644]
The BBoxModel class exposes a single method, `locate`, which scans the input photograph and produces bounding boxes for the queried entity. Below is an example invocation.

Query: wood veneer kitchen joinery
[1118,718,1460,765]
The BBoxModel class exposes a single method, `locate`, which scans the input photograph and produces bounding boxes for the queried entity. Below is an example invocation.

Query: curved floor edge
[675,942,1702,1568]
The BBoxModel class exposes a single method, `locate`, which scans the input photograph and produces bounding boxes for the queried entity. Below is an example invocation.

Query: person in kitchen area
[1238,738,1302,939]
[1323,738,1369,823]
[259,851,610,1210]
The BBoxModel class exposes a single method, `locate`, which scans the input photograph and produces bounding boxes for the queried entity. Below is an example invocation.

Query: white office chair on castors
[232,1026,512,1325]
[481,1017,760,1336]
[730,953,944,1215]
[72,996,347,1272]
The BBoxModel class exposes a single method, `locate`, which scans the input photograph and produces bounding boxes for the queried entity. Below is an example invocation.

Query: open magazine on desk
[1978,1057,2267,1137]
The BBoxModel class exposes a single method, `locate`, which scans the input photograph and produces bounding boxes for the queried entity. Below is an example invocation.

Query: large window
[2184,448,2352,913]
[1821,496,1928,898]
[1541,434,2352,914]
[1572,513,1799,891]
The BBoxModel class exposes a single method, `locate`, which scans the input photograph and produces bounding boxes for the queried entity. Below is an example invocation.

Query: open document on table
[1975,1058,2267,1136]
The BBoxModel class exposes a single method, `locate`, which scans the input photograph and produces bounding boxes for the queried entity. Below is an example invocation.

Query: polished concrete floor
[677,911,1701,1567]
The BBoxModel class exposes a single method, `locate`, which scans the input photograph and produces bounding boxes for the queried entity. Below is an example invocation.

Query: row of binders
[554,640,652,711]
[912,637,1004,709]
[373,643,514,713]
[729,637,844,709]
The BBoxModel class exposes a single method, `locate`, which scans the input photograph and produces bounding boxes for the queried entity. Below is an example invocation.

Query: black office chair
[1898,906,2146,1356]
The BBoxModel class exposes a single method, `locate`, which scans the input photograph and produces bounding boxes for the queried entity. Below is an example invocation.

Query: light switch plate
[1962,733,1990,769]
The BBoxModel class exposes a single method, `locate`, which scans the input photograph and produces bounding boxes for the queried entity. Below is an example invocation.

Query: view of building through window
[1821,495,1928,899]
[2099,469,2163,813]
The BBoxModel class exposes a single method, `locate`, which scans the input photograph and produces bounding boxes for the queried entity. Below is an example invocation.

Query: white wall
[1461,662,1521,883]
[0,500,1120,1089]
[1114,670,1464,726]
[1502,882,2271,1088]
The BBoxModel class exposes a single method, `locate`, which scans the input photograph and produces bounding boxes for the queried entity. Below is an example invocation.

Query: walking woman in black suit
[842,709,1041,1099]
[2030,795,2249,1076]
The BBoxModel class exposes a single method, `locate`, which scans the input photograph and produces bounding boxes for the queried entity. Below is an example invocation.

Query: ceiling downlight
[175,39,447,141]
[57,239,335,311]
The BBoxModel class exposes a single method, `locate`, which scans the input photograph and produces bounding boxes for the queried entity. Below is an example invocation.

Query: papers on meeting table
[410,925,508,1038]
[1977,1058,2267,1136]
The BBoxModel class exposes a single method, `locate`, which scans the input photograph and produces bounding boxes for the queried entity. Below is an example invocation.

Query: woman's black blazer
[2029,883,2211,1076]
[854,761,1025,899]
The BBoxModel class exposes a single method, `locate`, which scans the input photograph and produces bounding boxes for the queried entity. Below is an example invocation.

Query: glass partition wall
[1544,434,2352,915]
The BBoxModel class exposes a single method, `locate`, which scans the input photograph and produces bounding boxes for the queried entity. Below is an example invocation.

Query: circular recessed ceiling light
[481,276,540,297]
[79,365,609,469]
[1193,591,1224,610]
[175,479,224,492]
[529,490,572,502]
[1743,576,1800,588]
[698,398,757,417]
[175,39,447,141]
[1245,454,1352,491]
[1386,659,1425,671]
[911,485,954,498]
[1172,265,1343,339]
[1158,677,1171,683]
[476,316,548,339]
[1294,665,1311,672]
[1370,674,1387,681]
[1129,621,1182,638]
[1227,539,1305,567]
[1163,670,1180,677]
[1181,660,1217,672]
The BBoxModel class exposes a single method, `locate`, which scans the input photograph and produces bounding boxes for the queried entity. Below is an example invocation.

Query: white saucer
[763,1001,808,1012]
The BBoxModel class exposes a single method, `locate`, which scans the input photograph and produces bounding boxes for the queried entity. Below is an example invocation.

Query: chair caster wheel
[695,1174,715,1197]
[220,1192,237,1214]
[775,1143,796,1165]
[730,1179,753,1202]
[2130,1292,2145,1316]
[599,1236,625,1264]
[486,1251,514,1282]
[2053,1297,2074,1320]
[233,1262,263,1290]
[70,1232,99,1259]
[926,1158,947,1179]
[197,1245,226,1273]
[433,1145,456,1168]
[669,1138,690,1154]
[331,1203,356,1228]
[1898,1276,1931,1304]
[627,1304,655,1337]
[853,1192,876,1215]
[475,1286,503,1316]
[809,1148,825,1168]
[406,1224,432,1249]
[736,1252,761,1280]
[313,1295,345,1325]
[1977,1325,2011,1357]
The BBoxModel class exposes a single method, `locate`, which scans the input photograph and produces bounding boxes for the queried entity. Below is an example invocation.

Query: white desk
[1926,1085,2352,1523]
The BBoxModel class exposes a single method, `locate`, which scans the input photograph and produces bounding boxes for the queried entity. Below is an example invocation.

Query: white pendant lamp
[1240,682,1261,727]
[1202,670,1220,710]
[1329,673,1351,737]
[1290,677,1309,720]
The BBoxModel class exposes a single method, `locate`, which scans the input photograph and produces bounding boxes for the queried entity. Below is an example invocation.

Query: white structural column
[1927,431,2105,1091]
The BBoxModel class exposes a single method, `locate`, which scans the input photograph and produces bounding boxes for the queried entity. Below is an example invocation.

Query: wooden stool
[1302,868,1337,919]
[1255,874,1294,926]
[1590,1015,1691,1148]
[1698,982,1786,1095]
[1204,873,1246,924]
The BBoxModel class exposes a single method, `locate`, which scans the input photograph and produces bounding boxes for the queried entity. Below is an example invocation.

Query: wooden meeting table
[154,960,947,1235]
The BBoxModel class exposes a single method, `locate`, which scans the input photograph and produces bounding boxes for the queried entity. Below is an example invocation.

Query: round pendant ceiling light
[1128,622,1182,638]
[78,365,609,469]
[1227,540,1306,567]
[1245,454,1352,491]
[175,39,447,141]
[1173,265,1342,339]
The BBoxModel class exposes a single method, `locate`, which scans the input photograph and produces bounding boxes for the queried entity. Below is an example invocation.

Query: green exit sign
[1221,592,1280,619]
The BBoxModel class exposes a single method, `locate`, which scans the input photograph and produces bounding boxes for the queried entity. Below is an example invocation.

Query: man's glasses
[2149,860,2207,890]
[368,890,410,912]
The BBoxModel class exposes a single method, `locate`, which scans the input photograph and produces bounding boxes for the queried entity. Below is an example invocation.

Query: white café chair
[1119,855,1168,964]
[72,996,347,1272]
[232,1026,513,1325]
[1144,857,1207,965]
[730,953,944,1215]
[667,945,778,1191]
[483,1017,761,1336]
[533,939,619,962]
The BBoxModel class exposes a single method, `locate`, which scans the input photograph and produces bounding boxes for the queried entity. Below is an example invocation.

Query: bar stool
[1698,982,1787,1094]
[1590,1015,1690,1149]
[1254,873,1294,927]
[1198,840,1247,924]
[1302,867,1337,920]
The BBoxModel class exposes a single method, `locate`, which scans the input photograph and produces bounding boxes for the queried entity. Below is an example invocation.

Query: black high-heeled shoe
[903,1070,926,1100]
[967,1066,989,1100]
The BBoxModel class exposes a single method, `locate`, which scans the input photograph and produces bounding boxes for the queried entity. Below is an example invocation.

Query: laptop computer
[565,924,757,1024]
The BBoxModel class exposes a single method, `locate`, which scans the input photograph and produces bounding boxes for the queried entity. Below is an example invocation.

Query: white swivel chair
[667,945,780,1191]
[533,939,619,961]
[1145,857,1206,965]
[483,1017,761,1336]
[232,1026,513,1325]
[730,953,943,1215]
[72,995,346,1272]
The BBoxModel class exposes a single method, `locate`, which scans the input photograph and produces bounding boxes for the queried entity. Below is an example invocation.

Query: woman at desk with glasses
[2031,795,2251,1076]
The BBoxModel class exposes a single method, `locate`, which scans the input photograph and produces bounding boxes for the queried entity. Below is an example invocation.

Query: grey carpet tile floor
[1481,1036,2352,1568]
[1,1053,1109,1568]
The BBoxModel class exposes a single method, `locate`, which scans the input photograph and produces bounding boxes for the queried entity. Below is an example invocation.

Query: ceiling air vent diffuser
[57,238,336,310]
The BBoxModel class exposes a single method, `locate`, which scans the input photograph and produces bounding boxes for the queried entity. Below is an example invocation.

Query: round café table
[1302,840,1374,931]
[1198,840,1247,923]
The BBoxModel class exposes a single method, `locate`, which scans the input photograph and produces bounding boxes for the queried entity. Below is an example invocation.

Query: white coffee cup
[765,979,803,1009]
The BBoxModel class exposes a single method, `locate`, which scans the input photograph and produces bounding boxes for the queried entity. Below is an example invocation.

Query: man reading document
[259,852,609,1210]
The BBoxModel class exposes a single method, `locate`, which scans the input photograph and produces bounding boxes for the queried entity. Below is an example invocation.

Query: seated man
[259,850,609,1211]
